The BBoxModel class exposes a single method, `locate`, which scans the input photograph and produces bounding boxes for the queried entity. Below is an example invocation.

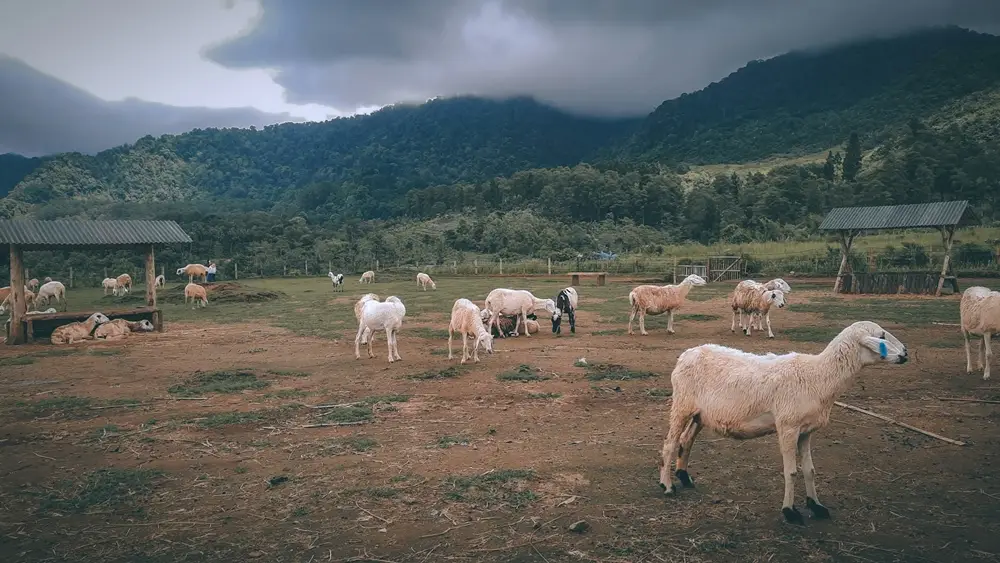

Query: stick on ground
[937,397,1000,405]
[835,401,966,446]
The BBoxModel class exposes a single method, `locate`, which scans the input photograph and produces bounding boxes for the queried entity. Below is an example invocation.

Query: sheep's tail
[628,291,637,308]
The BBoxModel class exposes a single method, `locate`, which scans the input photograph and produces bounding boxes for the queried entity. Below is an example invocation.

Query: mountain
[0,55,302,156]
[0,153,45,198]
[625,26,1000,164]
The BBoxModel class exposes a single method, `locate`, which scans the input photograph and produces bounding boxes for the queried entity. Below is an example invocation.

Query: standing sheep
[730,285,786,338]
[36,280,67,311]
[184,283,208,308]
[116,273,133,293]
[27,278,39,291]
[552,287,578,334]
[50,312,111,344]
[102,278,119,296]
[658,321,908,524]
[354,293,379,345]
[483,288,557,338]
[960,286,1000,380]
[359,270,375,284]
[155,274,165,288]
[733,278,792,333]
[627,274,707,336]
[448,298,494,363]
[355,296,406,363]
[416,272,436,290]
[328,272,345,291]
[177,264,209,283]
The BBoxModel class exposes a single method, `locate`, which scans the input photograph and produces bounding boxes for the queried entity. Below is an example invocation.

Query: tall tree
[843,133,863,182]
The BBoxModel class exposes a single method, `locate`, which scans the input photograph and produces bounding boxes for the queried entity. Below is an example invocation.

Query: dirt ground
[1,276,999,563]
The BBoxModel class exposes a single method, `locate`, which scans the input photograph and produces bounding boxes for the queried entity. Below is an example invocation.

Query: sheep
[27,278,39,291]
[729,285,787,338]
[176,264,208,283]
[355,296,405,363]
[50,312,111,344]
[94,318,155,340]
[36,281,67,311]
[657,320,908,525]
[551,287,578,334]
[43,277,52,284]
[116,273,133,293]
[417,272,436,291]
[732,278,792,332]
[481,309,542,337]
[960,286,1000,380]
[359,270,375,284]
[26,308,58,315]
[483,288,557,338]
[184,283,208,308]
[448,298,494,363]
[102,277,121,296]
[354,293,380,345]
[155,274,165,288]
[328,272,345,291]
[627,274,707,336]
[0,289,36,314]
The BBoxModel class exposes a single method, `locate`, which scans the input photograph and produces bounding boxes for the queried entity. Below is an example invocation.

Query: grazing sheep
[116,273,133,293]
[960,286,1000,380]
[50,312,111,344]
[359,270,375,284]
[552,287,578,334]
[417,272,437,291]
[628,274,707,336]
[730,285,787,338]
[184,283,208,308]
[354,293,379,345]
[658,321,908,525]
[155,274,165,288]
[448,298,494,363]
[0,289,35,314]
[36,281,66,311]
[355,296,406,363]
[484,288,557,338]
[94,318,155,340]
[102,277,119,296]
[28,278,39,291]
[176,264,208,283]
[328,271,345,291]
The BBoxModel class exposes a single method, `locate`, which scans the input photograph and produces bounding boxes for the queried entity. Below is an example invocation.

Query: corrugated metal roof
[818,201,968,231]
[0,220,192,247]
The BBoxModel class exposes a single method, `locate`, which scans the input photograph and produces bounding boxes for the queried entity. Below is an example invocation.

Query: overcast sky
[2,0,1000,155]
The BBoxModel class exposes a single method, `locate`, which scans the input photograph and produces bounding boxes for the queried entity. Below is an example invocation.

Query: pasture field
[1,275,999,562]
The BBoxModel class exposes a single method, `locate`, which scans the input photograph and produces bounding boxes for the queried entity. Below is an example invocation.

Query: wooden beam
[832,230,856,294]
[145,244,156,308]
[936,225,956,297]
[7,245,27,345]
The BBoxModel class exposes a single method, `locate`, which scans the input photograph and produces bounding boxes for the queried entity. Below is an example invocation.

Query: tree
[843,133,863,182]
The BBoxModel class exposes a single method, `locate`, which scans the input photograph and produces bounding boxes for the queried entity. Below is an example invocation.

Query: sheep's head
[480,330,494,354]
[133,319,155,332]
[480,308,492,323]
[430,280,436,289]
[768,278,792,293]
[683,274,707,286]
[854,321,908,365]
[176,267,186,275]
[91,313,111,325]
[767,290,786,308]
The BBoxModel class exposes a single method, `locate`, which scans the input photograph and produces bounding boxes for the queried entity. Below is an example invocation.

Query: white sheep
[354,293,379,345]
[0,288,35,314]
[50,312,111,344]
[960,286,1000,380]
[328,271,345,291]
[26,308,58,315]
[27,278,39,291]
[36,280,66,311]
[732,278,792,333]
[448,298,494,363]
[658,320,908,525]
[483,288,557,338]
[102,277,119,296]
[155,274,165,288]
[417,272,436,290]
[359,270,375,284]
[628,274,707,335]
[730,285,786,338]
[355,296,405,363]
[94,318,155,340]
[116,273,133,293]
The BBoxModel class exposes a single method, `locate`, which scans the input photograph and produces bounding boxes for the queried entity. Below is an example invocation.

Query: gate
[708,256,743,282]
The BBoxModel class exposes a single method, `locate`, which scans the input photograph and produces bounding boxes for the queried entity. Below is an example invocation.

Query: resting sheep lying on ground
[94,318,155,340]
[355,296,405,363]
[448,298,494,363]
[50,312,111,344]
[961,286,1000,380]
[628,274,707,335]
[658,320,908,525]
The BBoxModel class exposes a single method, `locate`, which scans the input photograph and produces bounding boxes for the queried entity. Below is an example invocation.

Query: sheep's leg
[354,324,366,359]
[798,432,830,519]
[964,330,974,373]
[765,311,775,339]
[461,333,469,364]
[745,313,754,336]
[492,313,505,339]
[628,306,637,335]
[392,328,401,361]
[639,310,648,336]
[778,428,804,525]
[522,309,531,337]
[731,309,737,332]
[659,410,693,494]
[367,328,376,358]
[448,328,454,360]
[675,419,702,488]
[385,327,394,362]
[568,308,575,333]
[984,333,992,380]
[472,335,481,363]
[666,310,675,335]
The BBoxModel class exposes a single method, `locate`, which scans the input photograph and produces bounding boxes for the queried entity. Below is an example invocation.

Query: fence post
[376,259,380,271]
[453,260,457,274]
[284,264,287,277]
[548,258,552,275]
[500,258,503,275]
[328,261,332,274]
[305,260,309,276]
[235,261,239,280]
[673,257,677,284]
[474,259,478,275]
[104,267,108,279]
[69,267,73,289]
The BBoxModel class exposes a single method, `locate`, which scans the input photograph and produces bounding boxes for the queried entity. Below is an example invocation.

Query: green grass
[193,411,265,428]
[408,327,451,339]
[40,468,163,514]
[322,436,379,455]
[360,394,409,405]
[364,487,399,499]
[17,396,93,418]
[265,389,309,399]
[581,363,657,381]
[442,469,536,509]
[408,366,467,380]
[88,349,123,357]
[497,364,549,382]
[676,314,721,321]
[0,355,35,366]
[646,388,673,398]
[783,325,849,343]
[591,328,626,336]
[436,435,470,448]
[789,298,958,325]
[265,369,310,377]
[168,369,269,396]
[318,406,373,424]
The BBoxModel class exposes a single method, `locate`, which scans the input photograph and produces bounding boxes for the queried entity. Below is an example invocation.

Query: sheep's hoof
[667,330,675,335]
[806,497,830,519]
[675,469,695,488]
[782,506,805,525]
[659,482,677,495]
[768,335,775,339]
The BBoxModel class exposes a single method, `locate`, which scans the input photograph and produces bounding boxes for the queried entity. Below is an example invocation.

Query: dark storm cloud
[206,0,1000,116]
[0,56,302,156]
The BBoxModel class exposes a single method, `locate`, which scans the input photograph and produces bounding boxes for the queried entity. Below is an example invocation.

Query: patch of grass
[0,355,35,366]
[443,469,536,509]
[265,389,309,399]
[790,298,958,325]
[40,468,163,514]
[676,314,721,321]
[88,349,123,357]
[168,369,269,396]
[268,475,289,488]
[591,328,626,336]
[30,349,78,358]
[928,334,965,349]
[344,436,378,452]
[497,364,549,382]
[784,325,846,342]
[17,396,93,418]
[234,466,249,474]
[318,406,374,424]
[409,366,466,380]
[90,424,121,440]
[429,348,449,356]
[194,411,265,428]
[409,327,450,339]
[266,369,310,377]
[646,388,673,398]
[436,435,470,448]
[528,392,561,399]
[292,507,309,517]
[583,363,657,381]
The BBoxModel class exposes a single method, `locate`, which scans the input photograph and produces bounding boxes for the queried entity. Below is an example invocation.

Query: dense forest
[1,26,999,283]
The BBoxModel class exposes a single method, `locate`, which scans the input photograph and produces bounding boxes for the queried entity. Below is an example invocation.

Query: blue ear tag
[878,340,887,359]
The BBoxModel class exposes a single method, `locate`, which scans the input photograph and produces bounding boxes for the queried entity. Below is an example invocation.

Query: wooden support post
[69,267,74,289]
[833,230,856,294]
[305,260,309,276]
[548,257,552,275]
[145,245,156,308]
[474,259,478,275]
[234,261,239,280]
[499,258,503,275]
[7,245,27,345]
[936,225,956,297]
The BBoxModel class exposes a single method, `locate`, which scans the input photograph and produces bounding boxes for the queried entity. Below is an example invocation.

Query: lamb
[36,280,66,311]
[355,296,406,363]
[627,274,707,336]
[94,318,155,340]
[448,298,494,363]
[328,272,345,291]
[0,289,36,314]
[729,286,786,338]
[483,288,558,338]
[354,293,380,345]
[551,287,578,334]
[416,272,436,290]
[50,312,111,344]
[359,270,375,284]
[176,264,208,283]
[116,273,133,293]
[657,320,908,525]
[155,274,165,288]
[960,286,1000,380]
[27,278,39,291]
[184,283,208,308]
[102,277,120,296]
